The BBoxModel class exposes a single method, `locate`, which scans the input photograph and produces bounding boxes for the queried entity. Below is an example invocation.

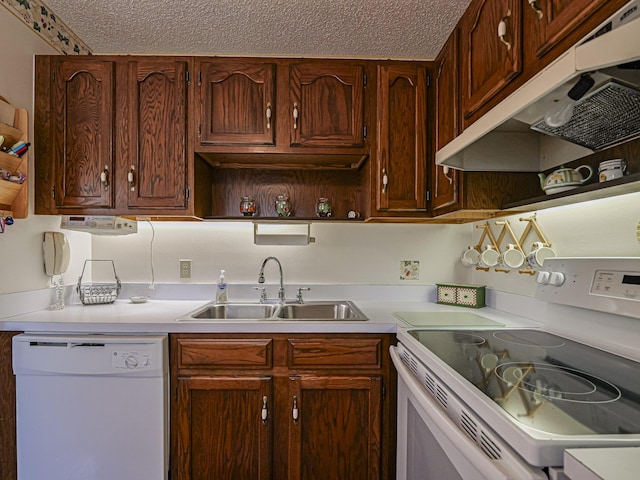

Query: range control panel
[535,257,640,320]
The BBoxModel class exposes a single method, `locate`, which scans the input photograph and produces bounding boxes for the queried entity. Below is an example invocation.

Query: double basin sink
[180,300,368,321]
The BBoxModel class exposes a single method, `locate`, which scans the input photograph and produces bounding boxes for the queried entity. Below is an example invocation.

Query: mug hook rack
[471,214,551,275]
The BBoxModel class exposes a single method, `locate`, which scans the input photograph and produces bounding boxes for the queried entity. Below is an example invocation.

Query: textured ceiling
[44,0,472,59]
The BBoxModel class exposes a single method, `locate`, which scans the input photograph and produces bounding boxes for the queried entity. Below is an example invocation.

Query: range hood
[436,0,640,172]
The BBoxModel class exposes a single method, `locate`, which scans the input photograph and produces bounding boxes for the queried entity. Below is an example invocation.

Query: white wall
[0,7,92,294]
[91,222,472,286]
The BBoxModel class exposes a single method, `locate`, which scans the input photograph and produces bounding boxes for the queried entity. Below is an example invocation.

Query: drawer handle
[498,10,512,51]
[528,0,544,20]
[292,395,299,424]
[261,395,268,424]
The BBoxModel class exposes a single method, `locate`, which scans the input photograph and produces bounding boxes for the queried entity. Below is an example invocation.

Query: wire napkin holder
[77,259,121,305]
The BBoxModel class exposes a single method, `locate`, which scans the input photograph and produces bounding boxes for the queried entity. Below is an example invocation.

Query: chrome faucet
[258,256,286,302]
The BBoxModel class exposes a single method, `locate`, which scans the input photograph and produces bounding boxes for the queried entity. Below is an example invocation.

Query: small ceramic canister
[460,247,481,267]
[478,245,499,268]
[598,158,627,182]
[526,242,556,269]
[498,244,525,269]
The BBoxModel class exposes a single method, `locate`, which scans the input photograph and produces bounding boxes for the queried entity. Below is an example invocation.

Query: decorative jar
[239,196,257,216]
[275,194,292,217]
[315,197,332,217]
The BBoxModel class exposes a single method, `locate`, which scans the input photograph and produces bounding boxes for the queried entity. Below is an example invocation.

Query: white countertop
[564,447,640,480]
[0,285,542,334]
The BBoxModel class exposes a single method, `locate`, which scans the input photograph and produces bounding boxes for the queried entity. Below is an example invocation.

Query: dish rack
[76,260,121,305]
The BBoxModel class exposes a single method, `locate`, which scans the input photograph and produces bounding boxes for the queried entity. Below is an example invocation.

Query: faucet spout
[258,256,285,302]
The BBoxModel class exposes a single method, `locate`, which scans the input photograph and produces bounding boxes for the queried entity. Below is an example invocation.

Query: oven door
[391,346,547,480]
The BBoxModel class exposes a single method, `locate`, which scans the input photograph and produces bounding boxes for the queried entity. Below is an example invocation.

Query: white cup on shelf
[498,244,525,269]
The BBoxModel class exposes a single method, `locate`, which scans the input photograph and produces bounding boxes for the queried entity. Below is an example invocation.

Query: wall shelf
[503,173,640,212]
[0,97,28,219]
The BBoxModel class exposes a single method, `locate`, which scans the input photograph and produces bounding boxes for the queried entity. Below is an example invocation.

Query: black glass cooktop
[409,329,640,436]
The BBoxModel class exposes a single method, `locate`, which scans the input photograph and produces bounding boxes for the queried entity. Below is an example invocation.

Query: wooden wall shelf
[197,152,368,171]
[0,97,28,219]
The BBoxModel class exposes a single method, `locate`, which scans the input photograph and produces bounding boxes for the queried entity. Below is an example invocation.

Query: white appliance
[13,334,168,480]
[60,215,138,235]
[392,258,640,479]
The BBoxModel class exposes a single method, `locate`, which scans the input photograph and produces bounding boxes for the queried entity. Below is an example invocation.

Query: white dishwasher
[12,333,168,480]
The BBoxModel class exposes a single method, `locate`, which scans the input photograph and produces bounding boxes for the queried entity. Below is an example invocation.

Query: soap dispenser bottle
[216,269,228,303]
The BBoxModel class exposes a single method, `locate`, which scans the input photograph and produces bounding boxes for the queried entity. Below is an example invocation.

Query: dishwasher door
[12,334,168,480]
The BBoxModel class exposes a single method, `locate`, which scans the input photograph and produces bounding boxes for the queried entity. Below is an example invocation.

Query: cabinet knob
[128,165,136,192]
[261,395,268,424]
[266,103,272,130]
[498,10,512,51]
[382,168,388,194]
[293,102,299,130]
[528,0,544,20]
[292,395,299,423]
[100,165,109,190]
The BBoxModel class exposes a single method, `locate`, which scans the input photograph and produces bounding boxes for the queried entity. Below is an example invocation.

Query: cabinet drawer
[287,338,382,369]
[176,339,273,369]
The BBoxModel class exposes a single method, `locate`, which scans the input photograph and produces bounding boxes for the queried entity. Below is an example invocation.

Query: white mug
[526,242,556,269]
[478,245,499,268]
[599,159,627,182]
[498,244,525,269]
[461,247,481,267]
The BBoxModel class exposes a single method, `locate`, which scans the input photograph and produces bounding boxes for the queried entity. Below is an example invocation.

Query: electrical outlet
[179,259,191,279]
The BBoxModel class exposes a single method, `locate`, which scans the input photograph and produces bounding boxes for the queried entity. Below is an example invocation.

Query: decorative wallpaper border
[1,0,92,55]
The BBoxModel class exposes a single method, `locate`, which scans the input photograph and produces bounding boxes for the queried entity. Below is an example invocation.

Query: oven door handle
[390,346,547,480]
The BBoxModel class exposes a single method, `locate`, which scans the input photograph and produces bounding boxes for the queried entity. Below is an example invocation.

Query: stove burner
[446,332,487,346]
[495,362,621,404]
[493,331,566,348]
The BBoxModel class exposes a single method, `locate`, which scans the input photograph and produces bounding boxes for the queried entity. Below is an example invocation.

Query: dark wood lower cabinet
[0,332,18,480]
[170,333,395,480]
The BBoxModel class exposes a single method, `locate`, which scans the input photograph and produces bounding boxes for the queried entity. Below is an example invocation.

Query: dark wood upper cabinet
[375,63,428,214]
[523,0,623,59]
[432,30,462,216]
[48,58,116,210]
[35,56,192,216]
[288,63,365,148]
[120,58,190,210]
[197,60,276,146]
[460,0,522,127]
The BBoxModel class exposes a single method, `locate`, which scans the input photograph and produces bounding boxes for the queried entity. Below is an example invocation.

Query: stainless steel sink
[179,300,368,321]
[186,303,279,320]
[275,301,368,321]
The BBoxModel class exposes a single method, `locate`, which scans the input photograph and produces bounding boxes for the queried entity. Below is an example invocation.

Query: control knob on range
[549,272,566,286]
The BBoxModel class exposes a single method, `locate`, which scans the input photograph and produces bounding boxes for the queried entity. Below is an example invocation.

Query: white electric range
[393,257,640,480]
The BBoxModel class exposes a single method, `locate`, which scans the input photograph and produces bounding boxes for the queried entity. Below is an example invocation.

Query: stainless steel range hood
[436,1,640,172]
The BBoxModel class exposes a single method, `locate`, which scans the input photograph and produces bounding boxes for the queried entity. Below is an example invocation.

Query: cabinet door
[288,375,382,480]
[433,32,462,215]
[0,332,18,480]
[375,64,427,212]
[175,376,273,480]
[524,0,615,59]
[460,0,522,125]
[122,59,190,210]
[51,59,116,209]
[289,63,365,148]
[198,60,276,146]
